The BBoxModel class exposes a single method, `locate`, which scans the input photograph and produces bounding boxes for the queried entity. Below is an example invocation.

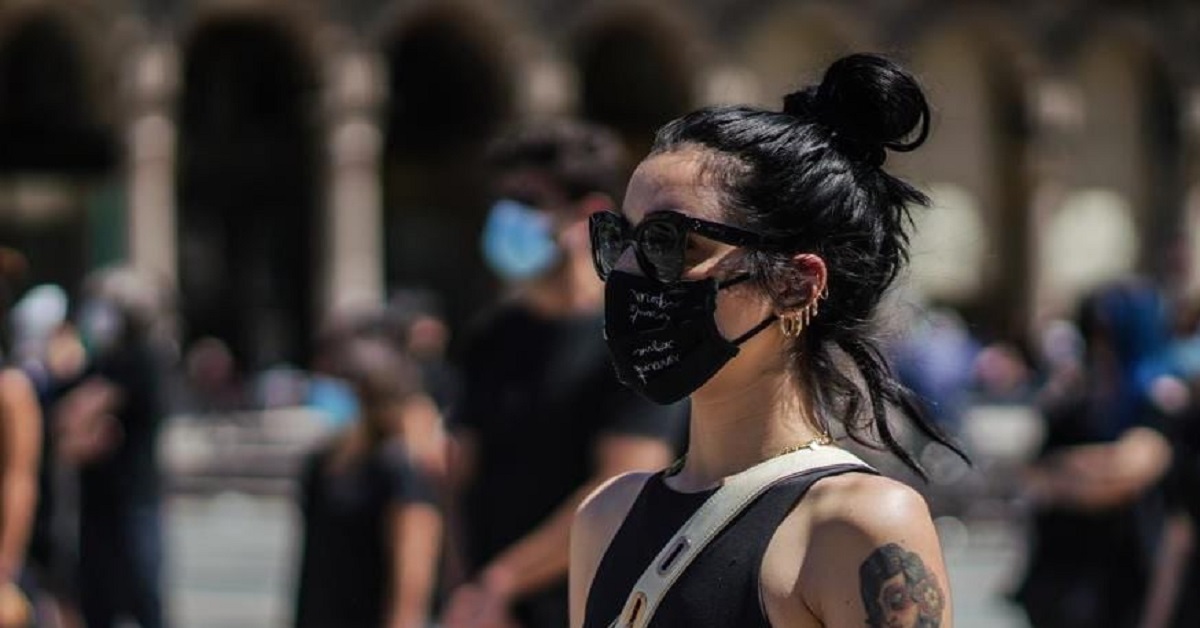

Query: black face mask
[603,270,776,404]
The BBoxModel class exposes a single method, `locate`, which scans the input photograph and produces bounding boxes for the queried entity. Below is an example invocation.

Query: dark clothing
[583,464,874,628]
[81,344,166,513]
[294,440,439,628]
[419,359,461,416]
[25,365,68,577]
[79,505,164,628]
[27,371,56,572]
[25,367,76,605]
[454,304,687,628]
[1164,405,1200,628]
[1014,393,1165,628]
[67,342,169,628]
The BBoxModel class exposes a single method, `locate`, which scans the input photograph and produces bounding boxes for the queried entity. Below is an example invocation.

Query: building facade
[2,0,1198,366]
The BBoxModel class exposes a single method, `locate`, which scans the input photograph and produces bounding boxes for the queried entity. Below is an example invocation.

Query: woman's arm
[387,501,443,628]
[767,473,951,627]
[0,370,41,582]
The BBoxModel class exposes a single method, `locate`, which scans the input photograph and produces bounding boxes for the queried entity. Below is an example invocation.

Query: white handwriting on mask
[631,339,681,382]
[627,289,679,325]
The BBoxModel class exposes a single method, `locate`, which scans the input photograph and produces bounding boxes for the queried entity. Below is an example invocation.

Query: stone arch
[378,0,520,326]
[572,0,702,157]
[382,2,516,156]
[176,8,324,368]
[0,1,122,294]
[902,15,1037,342]
[735,2,874,107]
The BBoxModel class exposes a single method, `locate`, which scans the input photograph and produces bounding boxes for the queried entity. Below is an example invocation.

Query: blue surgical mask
[481,199,562,281]
[77,299,125,355]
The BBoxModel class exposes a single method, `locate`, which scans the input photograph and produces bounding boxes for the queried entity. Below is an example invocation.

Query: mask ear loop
[716,273,775,345]
[731,315,778,345]
[717,274,753,290]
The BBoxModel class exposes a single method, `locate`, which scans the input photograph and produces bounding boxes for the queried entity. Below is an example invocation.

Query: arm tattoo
[859,543,945,628]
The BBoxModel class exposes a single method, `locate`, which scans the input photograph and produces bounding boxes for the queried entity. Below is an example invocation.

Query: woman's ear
[768,253,827,312]
[792,254,827,300]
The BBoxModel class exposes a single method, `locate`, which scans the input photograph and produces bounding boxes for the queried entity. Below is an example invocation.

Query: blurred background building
[3,0,1199,369]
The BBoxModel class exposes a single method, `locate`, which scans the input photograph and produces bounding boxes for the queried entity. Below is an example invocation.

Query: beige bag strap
[609,445,874,628]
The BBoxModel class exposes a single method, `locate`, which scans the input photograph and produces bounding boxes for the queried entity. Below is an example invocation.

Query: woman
[294,336,443,628]
[570,54,962,628]
[0,248,39,627]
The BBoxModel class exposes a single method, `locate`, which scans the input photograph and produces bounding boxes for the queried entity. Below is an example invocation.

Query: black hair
[333,336,425,445]
[485,118,629,203]
[652,53,964,475]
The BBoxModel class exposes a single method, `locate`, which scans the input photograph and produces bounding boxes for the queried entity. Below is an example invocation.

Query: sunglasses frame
[589,210,790,282]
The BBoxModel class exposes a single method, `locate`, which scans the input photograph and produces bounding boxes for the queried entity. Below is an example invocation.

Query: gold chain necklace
[665,433,833,477]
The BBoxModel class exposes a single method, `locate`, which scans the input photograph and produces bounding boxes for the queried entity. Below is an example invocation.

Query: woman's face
[617,148,787,398]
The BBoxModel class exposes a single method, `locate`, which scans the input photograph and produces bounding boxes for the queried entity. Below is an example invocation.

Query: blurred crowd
[2,116,1200,628]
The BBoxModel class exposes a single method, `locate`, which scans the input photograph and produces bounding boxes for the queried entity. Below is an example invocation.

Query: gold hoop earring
[780,314,803,338]
[780,286,826,339]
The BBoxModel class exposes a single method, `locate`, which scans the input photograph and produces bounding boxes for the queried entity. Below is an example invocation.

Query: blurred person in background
[0,248,41,627]
[1135,295,1200,628]
[1014,279,1174,628]
[10,284,85,628]
[306,311,372,430]
[309,309,448,481]
[891,304,981,434]
[53,267,174,628]
[441,120,687,628]
[293,335,442,628]
[181,336,242,416]
[386,289,460,416]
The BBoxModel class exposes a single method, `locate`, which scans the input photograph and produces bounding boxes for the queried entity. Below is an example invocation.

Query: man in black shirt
[442,121,686,628]
[56,268,171,628]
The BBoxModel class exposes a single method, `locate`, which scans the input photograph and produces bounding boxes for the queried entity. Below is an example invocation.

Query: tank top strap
[584,462,876,628]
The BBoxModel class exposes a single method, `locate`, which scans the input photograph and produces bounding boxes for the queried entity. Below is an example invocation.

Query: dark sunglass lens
[589,214,627,279]
[638,219,684,282]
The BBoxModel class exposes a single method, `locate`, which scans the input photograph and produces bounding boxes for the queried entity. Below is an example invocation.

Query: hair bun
[781,87,820,120]
[797,53,930,162]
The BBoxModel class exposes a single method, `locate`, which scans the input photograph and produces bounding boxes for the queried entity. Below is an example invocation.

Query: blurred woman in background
[293,335,442,628]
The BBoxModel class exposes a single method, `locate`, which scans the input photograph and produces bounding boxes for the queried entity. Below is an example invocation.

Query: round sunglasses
[589,210,790,283]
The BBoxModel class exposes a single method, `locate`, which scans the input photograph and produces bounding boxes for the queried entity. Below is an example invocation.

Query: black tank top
[583,463,875,628]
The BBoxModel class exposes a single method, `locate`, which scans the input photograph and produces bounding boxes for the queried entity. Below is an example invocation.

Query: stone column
[125,42,179,284]
[321,49,386,317]
[1029,78,1085,324]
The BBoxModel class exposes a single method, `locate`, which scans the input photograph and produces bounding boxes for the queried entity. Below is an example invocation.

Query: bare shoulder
[803,471,935,537]
[775,471,951,627]
[571,471,656,626]
[575,470,655,539]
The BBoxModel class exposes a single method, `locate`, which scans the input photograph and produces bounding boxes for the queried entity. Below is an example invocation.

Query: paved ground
[164,492,1032,628]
